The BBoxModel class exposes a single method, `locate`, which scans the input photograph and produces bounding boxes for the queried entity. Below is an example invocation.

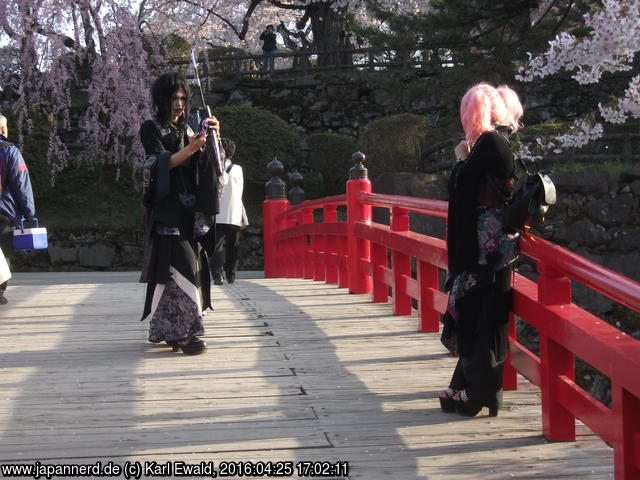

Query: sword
[190,49,223,177]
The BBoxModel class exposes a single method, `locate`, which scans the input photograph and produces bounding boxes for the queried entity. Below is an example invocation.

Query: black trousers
[211,224,241,279]
[0,214,14,295]
[448,266,512,407]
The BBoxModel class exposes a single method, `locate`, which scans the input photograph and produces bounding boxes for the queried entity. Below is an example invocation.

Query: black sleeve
[140,120,165,156]
[140,120,171,206]
[457,131,514,187]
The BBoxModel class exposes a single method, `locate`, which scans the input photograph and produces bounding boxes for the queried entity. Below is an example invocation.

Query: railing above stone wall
[166,47,449,80]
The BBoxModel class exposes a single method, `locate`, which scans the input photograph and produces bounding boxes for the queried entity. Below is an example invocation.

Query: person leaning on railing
[259,25,278,73]
[439,82,524,417]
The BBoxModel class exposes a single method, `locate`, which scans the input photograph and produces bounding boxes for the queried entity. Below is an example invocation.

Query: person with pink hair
[439,83,523,417]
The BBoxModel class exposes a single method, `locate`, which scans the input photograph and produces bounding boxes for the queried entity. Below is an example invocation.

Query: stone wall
[208,71,439,139]
[8,226,265,272]
[532,167,640,325]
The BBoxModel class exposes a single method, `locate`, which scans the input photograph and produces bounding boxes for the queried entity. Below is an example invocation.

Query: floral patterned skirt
[143,236,206,343]
[446,206,518,326]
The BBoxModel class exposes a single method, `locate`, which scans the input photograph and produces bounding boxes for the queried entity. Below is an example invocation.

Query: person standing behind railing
[439,82,524,417]
[260,25,278,74]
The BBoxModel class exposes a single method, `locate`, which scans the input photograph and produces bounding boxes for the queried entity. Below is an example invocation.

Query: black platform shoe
[453,390,498,417]
[438,388,457,413]
[166,340,180,352]
[179,337,207,355]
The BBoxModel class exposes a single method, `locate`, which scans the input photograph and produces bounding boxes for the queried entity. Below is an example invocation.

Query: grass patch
[36,164,141,231]
[550,160,633,178]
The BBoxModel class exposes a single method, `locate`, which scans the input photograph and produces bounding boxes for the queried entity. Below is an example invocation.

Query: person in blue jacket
[0,114,36,304]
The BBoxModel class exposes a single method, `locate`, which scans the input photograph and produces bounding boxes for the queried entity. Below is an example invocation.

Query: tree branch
[6,20,79,50]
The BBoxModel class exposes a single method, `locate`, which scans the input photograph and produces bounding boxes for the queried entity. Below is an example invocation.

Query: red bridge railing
[262,155,640,480]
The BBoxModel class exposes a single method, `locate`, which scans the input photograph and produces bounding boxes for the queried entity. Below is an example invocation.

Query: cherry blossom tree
[140,0,430,63]
[517,0,640,153]
[0,0,152,178]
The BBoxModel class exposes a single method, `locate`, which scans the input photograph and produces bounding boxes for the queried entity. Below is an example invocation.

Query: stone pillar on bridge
[287,170,305,206]
[347,152,372,295]
[263,158,289,278]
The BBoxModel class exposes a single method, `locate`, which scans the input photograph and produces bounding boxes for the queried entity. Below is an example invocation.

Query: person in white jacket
[212,138,246,284]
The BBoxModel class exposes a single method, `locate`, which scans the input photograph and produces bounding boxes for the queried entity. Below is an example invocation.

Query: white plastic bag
[0,247,11,284]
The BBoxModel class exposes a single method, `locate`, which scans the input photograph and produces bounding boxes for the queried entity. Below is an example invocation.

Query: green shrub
[307,132,357,196]
[357,113,427,178]
[36,162,140,231]
[520,122,570,137]
[216,105,302,184]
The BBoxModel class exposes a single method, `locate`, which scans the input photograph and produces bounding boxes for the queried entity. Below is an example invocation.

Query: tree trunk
[306,2,348,66]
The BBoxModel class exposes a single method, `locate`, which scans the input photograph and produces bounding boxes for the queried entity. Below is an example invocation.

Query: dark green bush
[520,122,570,136]
[307,132,357,196]
[216,105,302,184]
[357,113,427,178]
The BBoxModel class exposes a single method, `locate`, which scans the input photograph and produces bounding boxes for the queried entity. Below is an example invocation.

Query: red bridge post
[537,261,576,441]
[391,207,411,315]
[613,385,640,480]
[263,159,290,278]
[302,207,314,279]
[347,152,372,294]
[325,204,339,284]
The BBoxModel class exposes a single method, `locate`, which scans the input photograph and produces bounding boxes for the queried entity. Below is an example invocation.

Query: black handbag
[504,158,556,231]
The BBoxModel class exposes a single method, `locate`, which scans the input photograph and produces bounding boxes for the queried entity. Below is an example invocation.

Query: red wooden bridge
[263,155,640,480]
[0,156,638,479]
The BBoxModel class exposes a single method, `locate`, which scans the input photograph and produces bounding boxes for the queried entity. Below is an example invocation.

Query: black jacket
[446,128,515,277]
[260,32,277,51]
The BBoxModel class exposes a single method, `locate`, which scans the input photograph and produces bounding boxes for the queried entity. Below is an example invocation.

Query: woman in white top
[212,138,246,284]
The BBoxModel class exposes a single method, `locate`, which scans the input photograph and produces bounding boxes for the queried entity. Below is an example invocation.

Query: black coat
[446,128,515,277]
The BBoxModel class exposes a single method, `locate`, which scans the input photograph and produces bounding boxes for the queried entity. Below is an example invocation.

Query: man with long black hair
[139,72,221,355]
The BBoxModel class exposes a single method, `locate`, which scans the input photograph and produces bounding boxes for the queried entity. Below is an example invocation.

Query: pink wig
[459,83,508,146]
[497,85,523,134]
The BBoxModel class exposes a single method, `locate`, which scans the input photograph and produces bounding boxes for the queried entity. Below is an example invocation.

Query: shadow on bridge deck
[0,272,612,479]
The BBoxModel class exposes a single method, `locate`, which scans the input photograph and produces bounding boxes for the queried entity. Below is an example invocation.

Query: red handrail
[281,194,347,218]
[520,233,640,312]
[359,192,449,219]
[264,178,640,480]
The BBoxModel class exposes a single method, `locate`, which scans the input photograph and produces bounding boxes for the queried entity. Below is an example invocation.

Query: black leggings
[211,224,241,278]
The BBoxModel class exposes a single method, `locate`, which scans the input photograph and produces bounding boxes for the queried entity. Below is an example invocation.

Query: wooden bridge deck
[0,272,613,479]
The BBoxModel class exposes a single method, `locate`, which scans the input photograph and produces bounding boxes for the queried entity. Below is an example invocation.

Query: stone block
[572,281,614,315]
[78,244,115,268]
[609,228,640,251]
[550,170,610,194]
[586,197,634,225]
[553,219,608,247]
[48,245,79,263]
[620,167,640,183]
[603,252,640,282]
